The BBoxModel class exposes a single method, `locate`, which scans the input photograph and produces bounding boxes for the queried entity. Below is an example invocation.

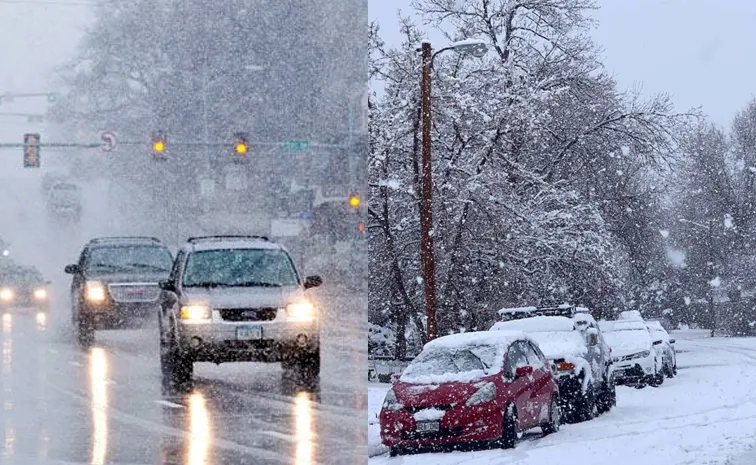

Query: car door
[502,342,534,430]
[159,250,184,339]
[522,341,552,425]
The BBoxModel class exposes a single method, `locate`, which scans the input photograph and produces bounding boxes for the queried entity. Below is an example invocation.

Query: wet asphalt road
[0,286,366,465]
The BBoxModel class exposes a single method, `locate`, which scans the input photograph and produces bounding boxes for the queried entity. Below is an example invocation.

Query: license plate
[416,421,439,433]
[236,325,262,340]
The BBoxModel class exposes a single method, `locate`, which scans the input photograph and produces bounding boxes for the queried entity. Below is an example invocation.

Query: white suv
[157,235,323,388]
[603,319,664,388]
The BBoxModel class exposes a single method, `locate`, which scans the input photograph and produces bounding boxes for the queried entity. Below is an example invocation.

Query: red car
[379,330,560,456]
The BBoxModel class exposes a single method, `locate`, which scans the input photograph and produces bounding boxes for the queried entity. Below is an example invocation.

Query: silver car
[157,235,323,388]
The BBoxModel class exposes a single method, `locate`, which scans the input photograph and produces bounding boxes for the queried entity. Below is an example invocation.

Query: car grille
[108,283,160,303]
[218,308,279,322]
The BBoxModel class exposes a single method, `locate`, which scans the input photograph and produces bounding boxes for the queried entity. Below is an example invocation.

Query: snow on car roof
[573,312,597,324]
[424,329,530,351]
[187,240,284,252]
[613,319,648,331]
[618,310,644,321]
[497,306,538,316]
[490,315,575,333]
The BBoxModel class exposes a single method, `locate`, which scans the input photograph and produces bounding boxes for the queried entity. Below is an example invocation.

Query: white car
[646,320,677,378]
[603,320,664,388]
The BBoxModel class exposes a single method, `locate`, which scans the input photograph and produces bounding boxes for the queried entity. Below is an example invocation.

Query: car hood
[394,380,485,408]
[528,331,588,362]
[604,330,652,358]
[182,285,304,308]
[87,272,168,284]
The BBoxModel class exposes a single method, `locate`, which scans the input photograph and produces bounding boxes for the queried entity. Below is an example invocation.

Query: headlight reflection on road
[3,313,11,376]
[295,392,313,465]
[90,348,108,465]
[3,426,14,458]
[35,312,46,331]
[188,392,209,465]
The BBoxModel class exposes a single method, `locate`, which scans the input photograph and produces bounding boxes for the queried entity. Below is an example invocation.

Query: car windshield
[0,266,44,287]
[182,248,299,287]
[401,344,498,381]
[86,245,173,274]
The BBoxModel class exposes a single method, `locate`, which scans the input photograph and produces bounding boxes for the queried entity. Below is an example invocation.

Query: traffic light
[23,133,40,168]
[233,132,248,160]
[151,131,167,160]
[348,193,360,209]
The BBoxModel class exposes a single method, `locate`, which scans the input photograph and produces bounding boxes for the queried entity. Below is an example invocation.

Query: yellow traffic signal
[235,142,247,154]
[349,195,360,208]
[153,140,165,152]
[233,132,249,159]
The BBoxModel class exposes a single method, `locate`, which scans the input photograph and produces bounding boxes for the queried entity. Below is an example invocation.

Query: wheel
[542,396,560,435]
[596,380,616,414]
[76,312,95,347]
[283,349,320,383]
[575,383,598,422]
[650,368,664,387]
[389,446,400,457]
[498,405,521,449]
[160,336,193,389]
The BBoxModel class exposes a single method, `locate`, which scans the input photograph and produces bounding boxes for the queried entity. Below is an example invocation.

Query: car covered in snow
[646,320,677,378]
[379,330,560,456]
[491,315,615,423]
[46,181,82,221]
[603,319,665,388]
[0,261,51,312]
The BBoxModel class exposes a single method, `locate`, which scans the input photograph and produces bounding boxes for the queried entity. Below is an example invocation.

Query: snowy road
[369,332,756,465]
[0,165,367,464]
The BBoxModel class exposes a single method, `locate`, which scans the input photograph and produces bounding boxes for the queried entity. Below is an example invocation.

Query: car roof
[424,329,532,351]
[491,315,575,333]
[181,236,285,253]
[86,236,166,247]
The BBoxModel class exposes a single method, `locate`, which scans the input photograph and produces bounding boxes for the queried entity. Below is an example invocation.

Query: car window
[182,248,299,287]
[85,245,173,274]
[504,343,529,378]
[519,341,545,369]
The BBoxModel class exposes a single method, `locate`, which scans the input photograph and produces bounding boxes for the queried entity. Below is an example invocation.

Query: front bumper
[83,300,158,328]
[380,403,502,449]
[0,294,50,310]
[177,316,320,363]
[613,356,654,385]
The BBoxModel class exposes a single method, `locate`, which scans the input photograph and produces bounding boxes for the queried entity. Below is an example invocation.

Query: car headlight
[85,281,106,302]
[0,288,14,302]
[180,304,211,321]
[466,382,496,406]
[286,301,315,322]
[382,389,404,412]
[631,350,651,359]
[33,288,48,300]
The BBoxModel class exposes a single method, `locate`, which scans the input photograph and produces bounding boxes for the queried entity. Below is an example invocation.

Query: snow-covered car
[380,330,560,456]
[491,315,615,423]
[603,320,664,388]
[618,310,644,321]
[646,320,677,378]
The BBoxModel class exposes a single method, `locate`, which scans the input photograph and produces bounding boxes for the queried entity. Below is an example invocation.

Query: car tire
[597,380,616,414]
[498,405,520,449]
[160,336,192,389]
[389,446,401,457]
[542,396,560,435]
[284,349,320,382]
[76,312,95,347]
[650,368,664,387]
[575,382,598,422]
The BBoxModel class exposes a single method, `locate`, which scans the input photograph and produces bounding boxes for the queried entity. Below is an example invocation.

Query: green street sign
[281,140,309,152]
[47,93,58,103]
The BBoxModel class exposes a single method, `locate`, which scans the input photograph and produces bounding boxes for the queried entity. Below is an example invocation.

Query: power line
[0,0,97,5]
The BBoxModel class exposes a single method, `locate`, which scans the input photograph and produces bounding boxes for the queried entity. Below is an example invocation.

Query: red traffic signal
[23,133,41,168]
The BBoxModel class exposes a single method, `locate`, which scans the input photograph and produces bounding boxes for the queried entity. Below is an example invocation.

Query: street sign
[100,131,117,152]
[281,140,309,152]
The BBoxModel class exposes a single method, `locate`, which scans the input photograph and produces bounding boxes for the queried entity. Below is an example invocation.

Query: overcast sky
[369,0,756,129]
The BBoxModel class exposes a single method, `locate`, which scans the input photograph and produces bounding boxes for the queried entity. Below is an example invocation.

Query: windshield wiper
[184,282,232,288]
[89,263,129,272]
[123,263,170,272]
[235,281,282,287]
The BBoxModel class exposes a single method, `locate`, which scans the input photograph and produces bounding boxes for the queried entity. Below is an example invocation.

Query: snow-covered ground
[369,330,756,464]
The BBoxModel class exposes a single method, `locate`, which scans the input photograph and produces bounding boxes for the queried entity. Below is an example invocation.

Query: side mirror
[391,373,400,384]
[515,365,533,378]
[669,338,676,344]
[653,340,663,346]
[158,279,174,291]
[64,264,80,274]
[304,275,323,289]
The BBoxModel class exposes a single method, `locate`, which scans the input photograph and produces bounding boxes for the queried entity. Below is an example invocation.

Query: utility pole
[708,219,716,338]
[420,41,438,342]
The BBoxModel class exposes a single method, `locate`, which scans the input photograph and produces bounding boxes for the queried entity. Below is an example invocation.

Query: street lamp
[419,38,487,342]
[678,218,718,337]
